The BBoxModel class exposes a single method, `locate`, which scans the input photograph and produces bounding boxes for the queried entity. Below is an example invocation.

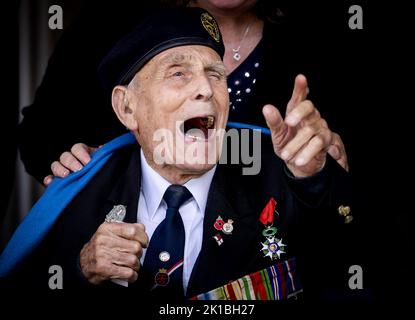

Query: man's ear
[112,85,138,131]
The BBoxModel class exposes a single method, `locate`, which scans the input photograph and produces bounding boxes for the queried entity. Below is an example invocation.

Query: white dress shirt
[138,150,216,293]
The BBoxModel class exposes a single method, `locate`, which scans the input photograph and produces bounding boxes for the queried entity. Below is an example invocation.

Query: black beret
[98,7,225,91]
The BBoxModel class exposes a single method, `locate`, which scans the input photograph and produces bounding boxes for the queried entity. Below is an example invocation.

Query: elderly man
[0,8,357,300]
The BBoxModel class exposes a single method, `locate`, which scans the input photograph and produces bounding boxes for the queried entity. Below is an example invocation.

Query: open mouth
[180,115,215,141]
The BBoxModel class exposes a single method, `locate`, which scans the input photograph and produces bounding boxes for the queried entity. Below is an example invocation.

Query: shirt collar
[140,150,216,220]
[183,164,216,215]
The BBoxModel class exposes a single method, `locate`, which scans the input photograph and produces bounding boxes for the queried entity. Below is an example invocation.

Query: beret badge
[200,12,220,43]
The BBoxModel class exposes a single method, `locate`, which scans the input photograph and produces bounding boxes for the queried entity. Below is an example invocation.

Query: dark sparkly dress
[227,39,263,123]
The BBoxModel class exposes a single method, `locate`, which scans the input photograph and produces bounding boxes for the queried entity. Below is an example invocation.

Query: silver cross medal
[105,205,127,223]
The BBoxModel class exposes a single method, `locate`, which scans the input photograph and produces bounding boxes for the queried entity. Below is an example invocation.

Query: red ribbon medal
[259,197,286,260]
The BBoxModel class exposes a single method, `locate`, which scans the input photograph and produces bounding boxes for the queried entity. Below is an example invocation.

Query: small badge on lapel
[222,219,234,234]
[105,204,126,223]
[338,205,353,224]
[154,268,169,287]
[214,216,234,234]
[259,197,286,260]
[214,216,225,231]
[213,233,224,246]
[159,251,170,262]
[212,215,235,245]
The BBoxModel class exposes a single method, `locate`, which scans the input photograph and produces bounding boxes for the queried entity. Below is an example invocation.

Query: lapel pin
[213,215,234,236]
[338,205,353,224]
[344,215,354,224]
[154,268,169,287]
[222,219,234,235]
[214,216,225,231]
[213,233,224,246]
[338,205,351,216]
[159,251,170,262]
[105,204,126,223]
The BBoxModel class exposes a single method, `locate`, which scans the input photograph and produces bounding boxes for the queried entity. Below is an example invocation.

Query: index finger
[287,74,309,113]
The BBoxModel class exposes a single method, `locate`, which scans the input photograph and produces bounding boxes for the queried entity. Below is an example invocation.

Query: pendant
[261,236,286,260]
[259,197,286,261]
[233,52,241,61]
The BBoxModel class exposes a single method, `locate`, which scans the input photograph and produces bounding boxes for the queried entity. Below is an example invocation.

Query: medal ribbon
[259,197,277,226]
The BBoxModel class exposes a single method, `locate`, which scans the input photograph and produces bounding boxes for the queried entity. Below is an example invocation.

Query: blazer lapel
[104,146,142,224]
[186,164,265,298]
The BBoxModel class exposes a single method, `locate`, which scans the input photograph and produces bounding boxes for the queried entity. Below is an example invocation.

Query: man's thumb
[263,104,283,129]
[263,104,285,141]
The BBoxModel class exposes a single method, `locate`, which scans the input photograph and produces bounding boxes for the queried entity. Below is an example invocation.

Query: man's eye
[172,71,184,77]
[208,72,222,80]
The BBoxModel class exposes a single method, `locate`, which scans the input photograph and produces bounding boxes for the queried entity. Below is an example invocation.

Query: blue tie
[143,185,192,296]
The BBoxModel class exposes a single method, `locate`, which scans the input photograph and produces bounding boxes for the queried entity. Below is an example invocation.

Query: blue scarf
[0,123,270,277]
[0,133,136,276]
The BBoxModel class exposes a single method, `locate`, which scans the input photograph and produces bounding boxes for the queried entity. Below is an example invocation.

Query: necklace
[231,21,251,61]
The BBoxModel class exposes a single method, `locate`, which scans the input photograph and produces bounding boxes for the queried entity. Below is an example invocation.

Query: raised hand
[263,74,335,177]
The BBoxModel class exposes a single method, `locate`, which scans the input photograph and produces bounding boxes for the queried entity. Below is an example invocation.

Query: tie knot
[163,185,192,209]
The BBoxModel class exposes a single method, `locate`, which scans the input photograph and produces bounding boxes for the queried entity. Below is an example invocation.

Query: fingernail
[63,170,69,176]
[77,165,83,171]
[295,157,305,166]
[281,150,289,160]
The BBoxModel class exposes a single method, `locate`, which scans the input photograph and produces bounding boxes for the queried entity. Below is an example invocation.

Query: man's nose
[191,74,213,102]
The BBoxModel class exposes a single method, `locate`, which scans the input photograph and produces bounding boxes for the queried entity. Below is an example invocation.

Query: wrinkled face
[126,45,229,175]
